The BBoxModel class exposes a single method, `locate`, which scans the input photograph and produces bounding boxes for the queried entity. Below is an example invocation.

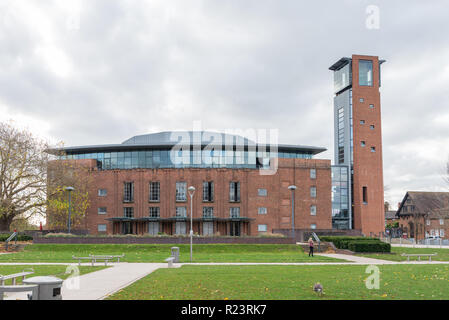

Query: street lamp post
[188,186,196,263]
[65,186,75,234]
[288,185,297,241]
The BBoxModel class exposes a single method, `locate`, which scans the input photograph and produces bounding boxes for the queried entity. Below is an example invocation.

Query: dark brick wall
[33,236,295,245]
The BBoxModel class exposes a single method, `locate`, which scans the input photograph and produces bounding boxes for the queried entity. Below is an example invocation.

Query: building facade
[50,132,332,236]
[397,192,449,240]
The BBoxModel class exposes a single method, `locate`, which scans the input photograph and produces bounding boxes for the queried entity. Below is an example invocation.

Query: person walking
[308,237,314,257]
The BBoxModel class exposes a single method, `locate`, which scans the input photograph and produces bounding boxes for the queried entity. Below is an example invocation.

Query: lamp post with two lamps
[188,186,196,263]
[288,185,297,240]
[64,186,75,234]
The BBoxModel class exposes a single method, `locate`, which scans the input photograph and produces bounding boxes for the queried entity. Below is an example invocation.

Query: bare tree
[0,122,49,231]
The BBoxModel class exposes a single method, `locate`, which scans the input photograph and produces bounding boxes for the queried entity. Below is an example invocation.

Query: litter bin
[23,276,63,300]
[171,247,180,263]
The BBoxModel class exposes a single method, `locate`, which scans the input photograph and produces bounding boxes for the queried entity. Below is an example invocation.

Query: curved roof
[49,131,327,155]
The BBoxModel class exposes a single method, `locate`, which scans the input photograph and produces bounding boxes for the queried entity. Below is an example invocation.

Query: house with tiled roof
[396,192,449,240]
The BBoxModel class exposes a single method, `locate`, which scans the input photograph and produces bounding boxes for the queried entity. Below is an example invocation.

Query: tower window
[371,147,376,152]
[362,186,368,204]
[370,125,375,130]
[359,60,373,86]
[361,141,366,147]
[369,104,374,109]
[359,98,365,103]
[360,120,365,125]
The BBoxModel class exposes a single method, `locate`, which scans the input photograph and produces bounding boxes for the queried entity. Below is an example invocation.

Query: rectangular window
[369,104,374,109]
[98,207,107,215]
[371,147,376,153]
[98,189,107,197]
[258,189,267,197]
[426,219,431,226]
[149,182,160,202]
[176,182,187,201]
[310,224,317,230]
[230,182,241,202]
[310,186,317,198]
[124,207,134,218]
[362,186,368,204]
[440,219,444,225]
[258,224,268,232]
[360,120,365,125]
[441,229,445,237]
[370,125,375,130]
[230,207,240,218]
[123,182,134,202]
[176,206,187,218]
[258,207,267,215]
[359,60,373,86]
[361,141,366,147]
[98,224,107,232]
[149,207,160,218]
[310,205,317,216]
[203,207,214,218]
[310,169,316,179]
[202,181,214,202]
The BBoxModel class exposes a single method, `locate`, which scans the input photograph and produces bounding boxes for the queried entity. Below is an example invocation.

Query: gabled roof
[397,191,449,218]
[385,211,398,220]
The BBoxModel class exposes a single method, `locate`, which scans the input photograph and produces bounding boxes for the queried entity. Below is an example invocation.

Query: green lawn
[358,247,449,261]
[0,244,344,263]
[108,264,449,300]
[0,265,107,285]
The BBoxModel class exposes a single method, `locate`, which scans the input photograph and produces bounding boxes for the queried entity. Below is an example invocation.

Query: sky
[1,0,449,209]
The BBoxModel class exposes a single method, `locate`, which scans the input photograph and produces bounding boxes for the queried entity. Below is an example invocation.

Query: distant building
[396,192,449,240]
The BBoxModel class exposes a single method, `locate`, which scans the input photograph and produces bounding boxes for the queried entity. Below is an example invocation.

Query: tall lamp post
[65,186,75,234]
[188,186,196,263]
[288,185,297,241]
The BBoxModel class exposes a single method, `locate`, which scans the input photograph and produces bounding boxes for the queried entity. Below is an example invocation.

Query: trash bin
[171,247,180,263]
[23,276,63,300]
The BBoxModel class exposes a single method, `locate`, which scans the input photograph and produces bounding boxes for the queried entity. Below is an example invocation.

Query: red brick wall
[79,158,332,235]
[351,54,385,236]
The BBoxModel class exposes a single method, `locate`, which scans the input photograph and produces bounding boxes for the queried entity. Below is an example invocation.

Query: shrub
[320,236,381,249]
[0,233,33,242]
[348,241,391,253]
[43,233,78,238]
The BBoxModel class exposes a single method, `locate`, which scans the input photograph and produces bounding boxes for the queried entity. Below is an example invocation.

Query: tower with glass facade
[329,54,385,236]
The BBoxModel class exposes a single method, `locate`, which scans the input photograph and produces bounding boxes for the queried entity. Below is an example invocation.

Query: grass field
[0,244,345,263]
[107,264,449,300]
[0,265,108,285]
[358,246,449,261]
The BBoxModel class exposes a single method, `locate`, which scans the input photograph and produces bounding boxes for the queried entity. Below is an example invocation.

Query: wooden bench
[0,269,34,286]
[0,284,39,300]
[401,253,437,262]
[72,254,124,266]
[165,257,175,268]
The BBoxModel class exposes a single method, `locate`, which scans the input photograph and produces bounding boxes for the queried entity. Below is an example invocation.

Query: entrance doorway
[230,222,240,236]
[122,222,133,235]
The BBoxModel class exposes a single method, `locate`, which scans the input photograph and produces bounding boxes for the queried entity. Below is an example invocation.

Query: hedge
[347,241,391,253]
[0,234,33,242]
[320,236,381,249]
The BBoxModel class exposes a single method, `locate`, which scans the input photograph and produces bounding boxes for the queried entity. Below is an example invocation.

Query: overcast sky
[1,0,449,209]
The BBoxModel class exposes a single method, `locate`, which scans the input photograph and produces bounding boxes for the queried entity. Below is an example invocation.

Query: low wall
[33,236,295,245]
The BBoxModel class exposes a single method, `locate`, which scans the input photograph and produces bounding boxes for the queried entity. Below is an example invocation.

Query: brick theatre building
[48,54,386,237]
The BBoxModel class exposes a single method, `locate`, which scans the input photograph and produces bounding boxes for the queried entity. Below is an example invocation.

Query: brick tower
[329,54,385,236]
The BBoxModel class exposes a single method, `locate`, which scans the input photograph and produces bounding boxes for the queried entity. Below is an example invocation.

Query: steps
[297,242,335,253]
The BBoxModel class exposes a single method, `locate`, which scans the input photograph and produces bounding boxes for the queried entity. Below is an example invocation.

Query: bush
[0,233,33,242]
[348,241,391,253]
[320,236,380,249]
